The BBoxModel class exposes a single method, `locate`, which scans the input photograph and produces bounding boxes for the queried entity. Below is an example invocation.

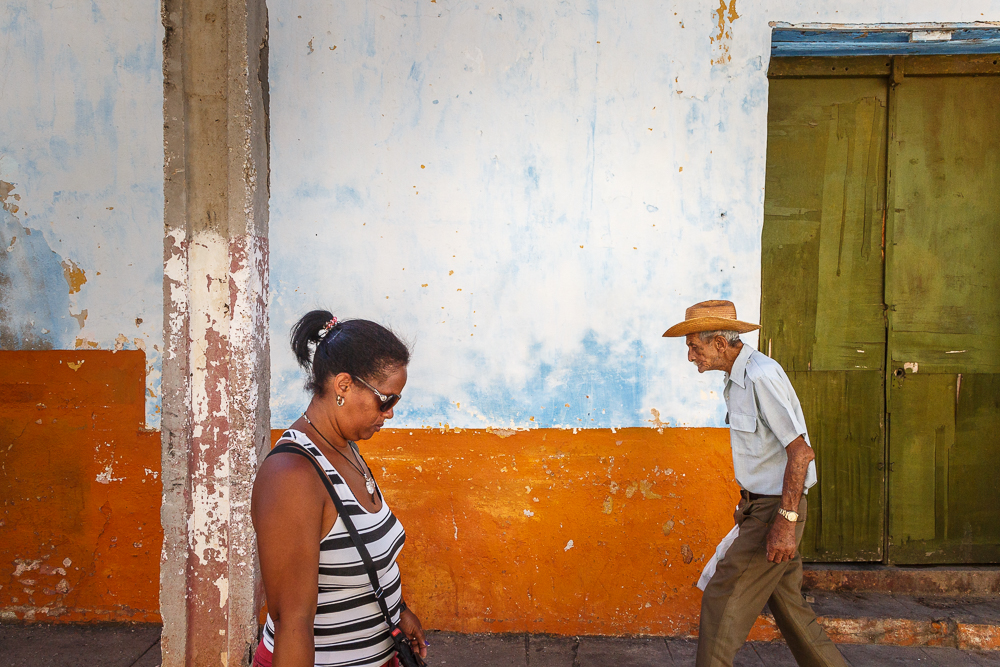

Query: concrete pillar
[160,0,270,665]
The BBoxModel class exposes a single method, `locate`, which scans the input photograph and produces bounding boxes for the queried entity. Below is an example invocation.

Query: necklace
[301,412,377,497]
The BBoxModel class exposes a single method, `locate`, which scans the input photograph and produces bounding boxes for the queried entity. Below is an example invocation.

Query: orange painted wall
[0,351,162,623]
[272,426,740,636]
[0,351,742,634]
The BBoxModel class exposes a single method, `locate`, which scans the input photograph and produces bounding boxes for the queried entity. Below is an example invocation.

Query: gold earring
[336,395,345,407]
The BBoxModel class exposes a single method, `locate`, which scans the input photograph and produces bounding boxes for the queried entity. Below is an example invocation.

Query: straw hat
[662,300,761,337]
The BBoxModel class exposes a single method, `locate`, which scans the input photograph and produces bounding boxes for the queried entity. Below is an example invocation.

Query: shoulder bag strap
[268,442,399,631]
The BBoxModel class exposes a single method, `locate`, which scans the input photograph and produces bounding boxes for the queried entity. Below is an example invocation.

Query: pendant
[365,476,376,495]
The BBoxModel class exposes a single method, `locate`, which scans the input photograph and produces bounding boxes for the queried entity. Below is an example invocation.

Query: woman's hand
[398,607,428,659]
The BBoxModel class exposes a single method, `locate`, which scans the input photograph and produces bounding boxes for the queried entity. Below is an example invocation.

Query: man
[663,300,847,667]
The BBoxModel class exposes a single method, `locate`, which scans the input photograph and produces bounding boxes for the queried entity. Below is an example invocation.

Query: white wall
[0,1,164,426]
[266,0,998,429]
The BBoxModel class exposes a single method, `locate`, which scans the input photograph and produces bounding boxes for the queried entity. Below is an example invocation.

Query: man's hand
[766,515,797,563]
[767,435,813,564]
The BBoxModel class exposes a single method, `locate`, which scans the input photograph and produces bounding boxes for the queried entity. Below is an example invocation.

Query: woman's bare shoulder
[253,448,325,506]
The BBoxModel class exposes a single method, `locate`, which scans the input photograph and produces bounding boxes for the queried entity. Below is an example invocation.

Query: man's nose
[687,348,695,362]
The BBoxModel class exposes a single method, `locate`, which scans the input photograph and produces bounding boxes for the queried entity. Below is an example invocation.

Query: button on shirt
[723,344,817,496]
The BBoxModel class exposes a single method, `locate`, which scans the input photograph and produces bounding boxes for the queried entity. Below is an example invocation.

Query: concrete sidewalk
[4,625,1000,667]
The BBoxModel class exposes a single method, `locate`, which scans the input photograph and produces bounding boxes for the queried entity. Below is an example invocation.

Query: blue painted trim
[772,29,1000,57]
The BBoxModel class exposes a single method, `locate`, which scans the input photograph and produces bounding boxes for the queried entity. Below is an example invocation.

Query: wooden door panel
[762,77,888,561]
[887,74,1000,564]
[887,76,1000,374]
[888,373,1000,563]
[763,78,887,373]
[789,371,884,560]
[887,373,954,560]
[951,374,1000,554]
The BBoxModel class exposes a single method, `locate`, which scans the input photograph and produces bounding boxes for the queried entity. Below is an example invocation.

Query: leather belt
[740,490,781,501]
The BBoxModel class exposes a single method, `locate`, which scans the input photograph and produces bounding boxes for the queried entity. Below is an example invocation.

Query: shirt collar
[725,343,754,389]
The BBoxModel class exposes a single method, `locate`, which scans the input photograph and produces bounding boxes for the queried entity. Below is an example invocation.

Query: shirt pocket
[729,412,757,434]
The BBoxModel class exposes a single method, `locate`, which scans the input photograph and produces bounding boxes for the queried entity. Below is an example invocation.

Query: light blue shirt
[723,344,817,496]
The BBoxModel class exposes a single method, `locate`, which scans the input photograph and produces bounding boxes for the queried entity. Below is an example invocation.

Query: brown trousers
[696,496,847,667]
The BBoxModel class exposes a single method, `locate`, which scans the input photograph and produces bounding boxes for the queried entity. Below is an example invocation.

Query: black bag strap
[269,441,398,632]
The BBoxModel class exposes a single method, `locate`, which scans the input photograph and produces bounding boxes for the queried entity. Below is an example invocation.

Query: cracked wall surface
[0,351,161,623]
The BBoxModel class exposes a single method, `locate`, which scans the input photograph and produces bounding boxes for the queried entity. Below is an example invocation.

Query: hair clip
[318,316,339,339]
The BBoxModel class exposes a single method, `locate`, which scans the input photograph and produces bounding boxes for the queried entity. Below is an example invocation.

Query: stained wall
[0,1,164,623]
[0,351,162,623]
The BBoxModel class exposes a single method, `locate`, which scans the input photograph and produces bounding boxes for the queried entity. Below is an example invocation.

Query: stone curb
[802,566,1000,596]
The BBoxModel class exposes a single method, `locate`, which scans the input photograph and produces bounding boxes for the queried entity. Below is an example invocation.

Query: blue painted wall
[267,1,999,430]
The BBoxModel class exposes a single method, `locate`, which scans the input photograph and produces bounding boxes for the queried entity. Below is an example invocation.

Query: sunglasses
[353,376,402,413]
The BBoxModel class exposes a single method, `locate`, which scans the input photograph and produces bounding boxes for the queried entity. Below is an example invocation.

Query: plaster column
[160,0,270,665]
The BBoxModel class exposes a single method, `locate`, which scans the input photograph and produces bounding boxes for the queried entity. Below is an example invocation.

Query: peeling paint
[0,191,74,350]
[2,351,161,623]
[710,0,740,65]
[639,480,662,500]
[60,259,87,295]
[681,544,694,564]
[214,575,229,609]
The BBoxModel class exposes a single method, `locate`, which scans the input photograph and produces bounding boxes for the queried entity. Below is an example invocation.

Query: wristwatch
[777,507,799,522]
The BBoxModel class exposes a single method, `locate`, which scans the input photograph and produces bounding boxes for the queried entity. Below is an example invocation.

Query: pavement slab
[0,623,161,667]
[742,640,800,666]
[527,634,577,667]
[839,643,983,666]
[428,630,527,666]
[664,638,698,663]
[575,635,672,667]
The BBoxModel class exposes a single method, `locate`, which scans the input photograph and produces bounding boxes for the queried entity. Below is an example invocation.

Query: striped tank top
[262,429,406,667]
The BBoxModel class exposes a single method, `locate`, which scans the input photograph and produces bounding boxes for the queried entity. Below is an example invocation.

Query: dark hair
[290,310,410,396]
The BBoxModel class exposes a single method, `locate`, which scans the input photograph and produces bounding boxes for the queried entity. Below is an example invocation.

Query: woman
[252,311,428,667]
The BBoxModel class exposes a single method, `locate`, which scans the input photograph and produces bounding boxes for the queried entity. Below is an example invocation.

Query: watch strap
[777,507,798,522]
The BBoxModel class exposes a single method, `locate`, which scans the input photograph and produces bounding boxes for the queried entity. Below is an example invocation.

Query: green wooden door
[886,75,1000,563]
[761,77,888,561]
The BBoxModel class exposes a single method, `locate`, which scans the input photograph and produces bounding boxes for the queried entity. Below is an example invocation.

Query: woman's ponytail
[290,309,334,369]
[288,311,410,397]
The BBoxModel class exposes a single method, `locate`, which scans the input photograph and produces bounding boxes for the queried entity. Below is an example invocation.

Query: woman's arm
[252,453,333,667]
